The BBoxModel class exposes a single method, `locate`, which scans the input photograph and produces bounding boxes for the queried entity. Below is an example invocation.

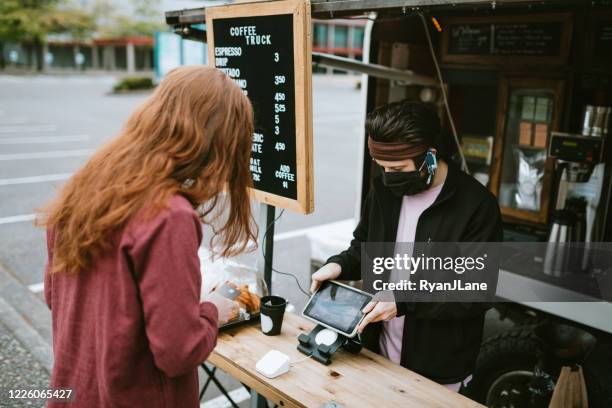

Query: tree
[0,0,164,71]
[0,0,95,70]
[96,0,164,38]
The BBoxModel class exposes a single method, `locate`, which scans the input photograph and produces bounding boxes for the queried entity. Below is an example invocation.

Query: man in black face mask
[311,101,502,393]
[376,147,440,196]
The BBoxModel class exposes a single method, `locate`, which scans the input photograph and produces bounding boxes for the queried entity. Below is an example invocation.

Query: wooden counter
[208,313,483,408]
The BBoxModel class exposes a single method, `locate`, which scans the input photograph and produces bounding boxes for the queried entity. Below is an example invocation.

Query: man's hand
[356,301,397,333]
[310,262,342,293]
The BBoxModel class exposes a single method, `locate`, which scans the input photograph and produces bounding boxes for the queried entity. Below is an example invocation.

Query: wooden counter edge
[208,350,304,408]
[206,314,485,408]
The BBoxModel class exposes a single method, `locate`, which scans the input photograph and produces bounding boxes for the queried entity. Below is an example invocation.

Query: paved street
[0,73,362,289]
[0,73,363,407]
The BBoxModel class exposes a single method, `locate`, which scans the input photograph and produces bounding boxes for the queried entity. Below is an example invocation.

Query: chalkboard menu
[442,14,572,65]
[592,18,612,68]
[206,0,313,214]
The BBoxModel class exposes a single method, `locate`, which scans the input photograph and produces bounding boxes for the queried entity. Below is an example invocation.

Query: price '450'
[274,92,285,101]
[275,142,285,151]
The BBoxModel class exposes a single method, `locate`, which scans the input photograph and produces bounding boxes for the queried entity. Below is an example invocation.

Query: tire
[466,326,546,407]
[467,326,612,408]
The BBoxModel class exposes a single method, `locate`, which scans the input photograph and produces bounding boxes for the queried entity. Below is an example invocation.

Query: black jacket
[326,163,503,384]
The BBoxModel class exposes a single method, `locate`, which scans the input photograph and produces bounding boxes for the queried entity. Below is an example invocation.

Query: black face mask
[382,164,431,196]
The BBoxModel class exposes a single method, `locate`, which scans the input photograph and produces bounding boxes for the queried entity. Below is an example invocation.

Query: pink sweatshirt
[379,183,443,365]
[44,195,218,408]
[379,182,470,391]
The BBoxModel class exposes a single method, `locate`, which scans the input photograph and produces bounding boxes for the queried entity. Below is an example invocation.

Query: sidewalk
[0,266,53,374]
[0,321,50,408]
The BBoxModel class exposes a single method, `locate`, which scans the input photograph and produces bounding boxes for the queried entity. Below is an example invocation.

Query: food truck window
[490,77,566,225]
[499,90,554,212]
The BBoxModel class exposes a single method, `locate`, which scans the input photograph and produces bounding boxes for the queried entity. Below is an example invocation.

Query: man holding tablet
[303,280,373,338]
[311,101,502,392]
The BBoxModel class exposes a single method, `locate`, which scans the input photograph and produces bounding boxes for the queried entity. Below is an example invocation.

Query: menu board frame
[586,12,612,70]
[440,14,573,66]
[206,0,314,214]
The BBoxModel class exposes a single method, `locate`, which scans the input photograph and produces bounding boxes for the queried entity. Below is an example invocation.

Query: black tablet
[302,280,373,337]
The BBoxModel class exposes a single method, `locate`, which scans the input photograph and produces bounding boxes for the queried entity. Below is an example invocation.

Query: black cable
[261,208,311,297]
[418,12,469,174]
[272,268,311,297]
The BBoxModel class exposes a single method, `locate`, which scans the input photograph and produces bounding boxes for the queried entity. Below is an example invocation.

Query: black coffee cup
[259,296,287,336]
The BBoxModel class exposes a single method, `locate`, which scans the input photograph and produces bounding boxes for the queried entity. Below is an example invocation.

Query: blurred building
[0,0,205,74]
[312,19,366,74]
[1,37,154,74]
[1,2,365,75]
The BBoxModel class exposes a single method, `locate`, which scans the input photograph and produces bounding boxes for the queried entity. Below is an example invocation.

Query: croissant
[226,281,261,313]
[227,306,240,322]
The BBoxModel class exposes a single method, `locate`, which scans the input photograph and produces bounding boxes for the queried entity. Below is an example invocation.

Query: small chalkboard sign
[442,14,572,65]
[206,0,313,214]
[590,16,612,69]
[446,24,491,55]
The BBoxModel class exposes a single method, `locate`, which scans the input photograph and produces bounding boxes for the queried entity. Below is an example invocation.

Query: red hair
[38,66,256,274]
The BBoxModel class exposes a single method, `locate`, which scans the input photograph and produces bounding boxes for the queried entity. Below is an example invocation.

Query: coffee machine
[545,131,606,275]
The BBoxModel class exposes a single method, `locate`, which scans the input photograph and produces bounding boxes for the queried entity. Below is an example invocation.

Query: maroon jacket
[44,195,218,408]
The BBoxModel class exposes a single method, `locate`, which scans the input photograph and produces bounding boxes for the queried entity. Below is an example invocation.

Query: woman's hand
[310,262,342,293]
[206,292,241,326]
[356,301,397,333]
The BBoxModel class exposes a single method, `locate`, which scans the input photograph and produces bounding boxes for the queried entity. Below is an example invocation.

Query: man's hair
[366,101,441,148]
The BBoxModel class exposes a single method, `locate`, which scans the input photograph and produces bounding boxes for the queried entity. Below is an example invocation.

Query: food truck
[166,1,612,406]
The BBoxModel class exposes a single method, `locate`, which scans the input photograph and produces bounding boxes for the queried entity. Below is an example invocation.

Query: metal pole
[257,203,276,294]
[251,203,276,408]
[312,51,438,86]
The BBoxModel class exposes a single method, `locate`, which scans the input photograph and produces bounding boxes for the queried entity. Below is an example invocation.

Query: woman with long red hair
[38,66,256,408]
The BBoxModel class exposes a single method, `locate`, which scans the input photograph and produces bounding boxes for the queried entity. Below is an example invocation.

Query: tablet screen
[303,281,372,335]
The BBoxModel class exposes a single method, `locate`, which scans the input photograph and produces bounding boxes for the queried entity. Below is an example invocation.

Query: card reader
[255,350,290,378]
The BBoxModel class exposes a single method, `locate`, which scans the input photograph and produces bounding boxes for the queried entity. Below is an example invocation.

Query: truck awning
[166,0,589,26]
